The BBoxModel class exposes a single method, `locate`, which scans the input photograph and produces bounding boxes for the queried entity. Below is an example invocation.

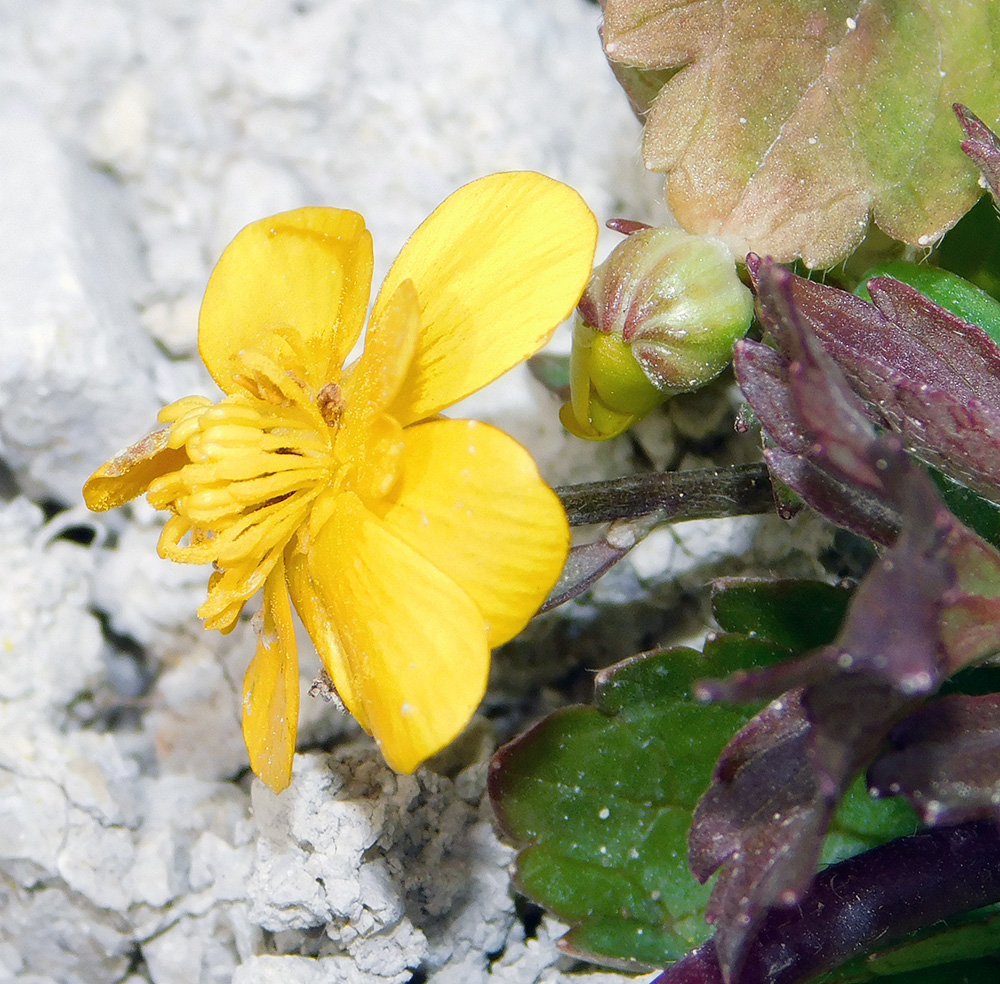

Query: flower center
[149,335,346,631]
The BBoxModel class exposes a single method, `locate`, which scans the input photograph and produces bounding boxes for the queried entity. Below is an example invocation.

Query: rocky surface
[0,2,832,982]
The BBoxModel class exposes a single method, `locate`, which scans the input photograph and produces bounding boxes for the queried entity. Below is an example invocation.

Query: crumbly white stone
[0,2,830,982]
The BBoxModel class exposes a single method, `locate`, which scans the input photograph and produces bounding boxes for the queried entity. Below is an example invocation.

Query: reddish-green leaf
[601,1,1000,267]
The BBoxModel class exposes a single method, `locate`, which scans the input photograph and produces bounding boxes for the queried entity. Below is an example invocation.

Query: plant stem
[554,462,774,527]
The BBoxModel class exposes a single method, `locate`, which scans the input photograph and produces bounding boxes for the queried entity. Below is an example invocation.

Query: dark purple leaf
[869,694,1000,826]
[865,276,1000,398]
[689,689,814,885]
[659,819,1000,984]
[692,496,953,702]
[732,342,804,454]
[689,483,948,977]
[955,103,1000,206]
[687,690,835,978]
[742,253,1000,505]
[691,259,1000,980]
[762,447,900,546]
[737,260,1000,670]
[734,260,944,542]
[696,260,977,978]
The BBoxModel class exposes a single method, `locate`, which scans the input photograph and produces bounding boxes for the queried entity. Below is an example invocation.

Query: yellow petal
[242,556,299,793]
[373,172,598,424]
[83,427,189,511]
[343,280,420,419]
[384,419,569,647]
[337,279,420,479]
[309,491,489,773]
[285,545,369,731]
[199,208,374,393]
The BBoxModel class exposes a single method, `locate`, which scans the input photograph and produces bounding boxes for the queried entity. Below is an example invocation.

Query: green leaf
[854,262,1000,345]
[818,908,1000,983]
[930,467,1000,553]
[601,0,1000,268]
[527,352,571,397]
[822,775,916,867]
[712,578,854,652]
[937,194,1000,302]
[490,635,914,969]
[491,644,752,970]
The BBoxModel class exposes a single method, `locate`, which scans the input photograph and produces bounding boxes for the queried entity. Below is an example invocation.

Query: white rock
[0,1,794,982]
[141,906,256,984]
[58,810,136,911]
[246,751,525,982]
[0,497,105,711]
[0,95,161,503]
[0,768,69,881]
[233,953,406,984]
[628,516,761,584]
[146,634,253,783]
[87,73,154,176]
[0,880,133,984]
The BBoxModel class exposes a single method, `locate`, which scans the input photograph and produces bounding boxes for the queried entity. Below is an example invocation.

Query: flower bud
[560,226,754,440]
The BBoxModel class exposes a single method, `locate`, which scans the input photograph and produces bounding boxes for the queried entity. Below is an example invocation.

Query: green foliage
[937,195,1000,302]
[855,262,1000,345]
[712,578,853,652]
[818,908,1000,983]
[491,586,917,969]
[492,643,754,969]
[930,468,1000,552]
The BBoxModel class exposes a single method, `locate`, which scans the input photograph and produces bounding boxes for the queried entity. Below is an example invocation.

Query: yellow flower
[84,172,598,792]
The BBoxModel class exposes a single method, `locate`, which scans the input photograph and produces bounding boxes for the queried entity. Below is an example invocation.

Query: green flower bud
[560,225,754,440]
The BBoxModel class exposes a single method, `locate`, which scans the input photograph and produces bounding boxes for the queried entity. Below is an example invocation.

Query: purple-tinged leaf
[731,342,802,453]
[739,260,1000,675]
[658,820,1000,984]
[694,258,1000,980]
[865,276,1000,398]
[600,3,1000,268]
[688,689,836,978]
[762,447,900,545]
[689,689,812,885]
[689,490,946,977]
[955,103,1000,206]
[735,260,944,542]
[774,306,892,501]
[887,378,1000,503]
[699,474,951,701]
[743,253,1000,505]
[940,520,1000,673]
[870,694,1000,826]
[541,515,654,611]
[699,259,976,978]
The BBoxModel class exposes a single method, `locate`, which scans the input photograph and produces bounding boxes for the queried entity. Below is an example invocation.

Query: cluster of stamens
[148,340,342,631]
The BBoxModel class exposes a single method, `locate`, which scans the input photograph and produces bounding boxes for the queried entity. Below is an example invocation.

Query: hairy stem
[554,462,774,527]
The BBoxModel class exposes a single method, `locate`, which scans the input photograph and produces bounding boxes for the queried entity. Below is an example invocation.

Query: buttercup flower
[84,172,598,792]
